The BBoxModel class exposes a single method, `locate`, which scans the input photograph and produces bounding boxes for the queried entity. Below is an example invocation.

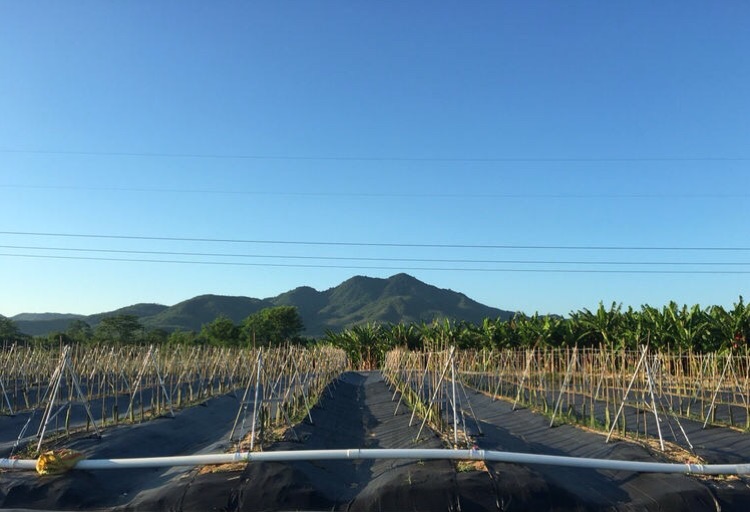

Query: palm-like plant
[707,297,750,352]
[345,323,388,369]
[479,317,502,349]
[672,304,710,350]
[576,302,623,349]
[386,323,422,350]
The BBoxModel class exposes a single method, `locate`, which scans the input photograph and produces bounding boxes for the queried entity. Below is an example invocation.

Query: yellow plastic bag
[36,449,86,475]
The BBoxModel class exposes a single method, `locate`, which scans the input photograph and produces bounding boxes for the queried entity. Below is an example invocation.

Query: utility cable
[1,148,748,162]
[0,244,747,266]
[1,231,749,251]
[1,252,750,274]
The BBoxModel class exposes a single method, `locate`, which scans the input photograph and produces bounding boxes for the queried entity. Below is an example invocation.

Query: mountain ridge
[10,273,514,337]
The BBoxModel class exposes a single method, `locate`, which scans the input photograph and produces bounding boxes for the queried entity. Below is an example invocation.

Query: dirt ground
[1,371,750,511]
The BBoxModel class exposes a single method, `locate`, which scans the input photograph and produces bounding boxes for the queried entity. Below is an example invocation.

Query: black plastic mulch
[464,385,750,511]
[3,371,750,511]
[155,371,498,512]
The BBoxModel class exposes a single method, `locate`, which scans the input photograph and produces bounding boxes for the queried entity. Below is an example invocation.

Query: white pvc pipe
[3,448,750,475]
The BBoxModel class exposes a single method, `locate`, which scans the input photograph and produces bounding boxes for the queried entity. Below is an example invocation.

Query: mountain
[141,295,269,332]
[87,303,169,325]
[10,273,514,337]
[11,313,85,322]
[11,313,86,337]
[296,273,510,334]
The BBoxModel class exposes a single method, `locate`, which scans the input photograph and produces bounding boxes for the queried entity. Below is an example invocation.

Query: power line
[1,231,749,251]
[2,252,750,274]
[1,148,748,162]
[1,184,746,199]
[0,244,748,266]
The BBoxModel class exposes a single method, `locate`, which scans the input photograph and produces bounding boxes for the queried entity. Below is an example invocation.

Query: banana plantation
[324,298,750,368]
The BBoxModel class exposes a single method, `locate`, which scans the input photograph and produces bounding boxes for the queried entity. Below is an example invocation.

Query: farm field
[454,347,750,460]
[0,345,344,452]
[2,346,750,510]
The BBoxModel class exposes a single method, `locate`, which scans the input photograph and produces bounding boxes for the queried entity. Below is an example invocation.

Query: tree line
[0,305,306,348]
[2,298,748,367]
[322,297,750,368]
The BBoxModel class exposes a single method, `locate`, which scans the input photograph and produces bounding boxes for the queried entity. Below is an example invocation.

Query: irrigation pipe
[3,448,750,475]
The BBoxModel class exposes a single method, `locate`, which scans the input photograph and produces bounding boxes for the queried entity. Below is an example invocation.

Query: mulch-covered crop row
[2,371,750,510]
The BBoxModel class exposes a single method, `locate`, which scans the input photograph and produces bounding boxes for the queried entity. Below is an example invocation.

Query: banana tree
[707,297,750,352]
[350,323,388,369]
[576,302,623,350]
[386,323,422,350]
[672,303,710,350]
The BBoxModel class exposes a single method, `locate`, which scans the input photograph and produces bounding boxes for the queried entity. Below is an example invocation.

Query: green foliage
[200,314,240,346]
[387,322,423,350]
[66,319,93,344]
[323,322,391,368]
[319,296,750,359]
[93,314,144,345]
[144,328,169,345]
[167,329,199,346]
[576,302,623,349]
[706,296,750,352]
[0,316,24,341]
[9,281,747,355]
[241,306,304,346]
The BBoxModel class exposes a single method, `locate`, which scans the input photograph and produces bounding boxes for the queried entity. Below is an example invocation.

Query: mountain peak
[12,274,513,338]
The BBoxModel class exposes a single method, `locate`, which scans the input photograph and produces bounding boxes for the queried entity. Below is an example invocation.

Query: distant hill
[10,273,514,337]
[11,313,86,337]
[141,295,269,332]
[87,303,169,325]
[11,312,85,322]
[11,307,166,337]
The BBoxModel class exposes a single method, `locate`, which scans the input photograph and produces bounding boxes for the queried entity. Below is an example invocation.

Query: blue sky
[1,1,748,318]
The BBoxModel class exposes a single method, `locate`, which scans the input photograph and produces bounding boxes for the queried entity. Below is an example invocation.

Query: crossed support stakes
[125,345,175,421]
[229,348,315,450]
[35,346,101,452]
[606,345,694,453]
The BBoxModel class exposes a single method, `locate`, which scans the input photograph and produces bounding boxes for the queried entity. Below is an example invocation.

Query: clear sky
[1,1,748,319]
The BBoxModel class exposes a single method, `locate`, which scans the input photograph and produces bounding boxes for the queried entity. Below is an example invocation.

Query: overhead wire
[0,244,747,267]
[1,252,749,274]
[1,148,748,162]
[1,231,749,251]
[1,184,747,199]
